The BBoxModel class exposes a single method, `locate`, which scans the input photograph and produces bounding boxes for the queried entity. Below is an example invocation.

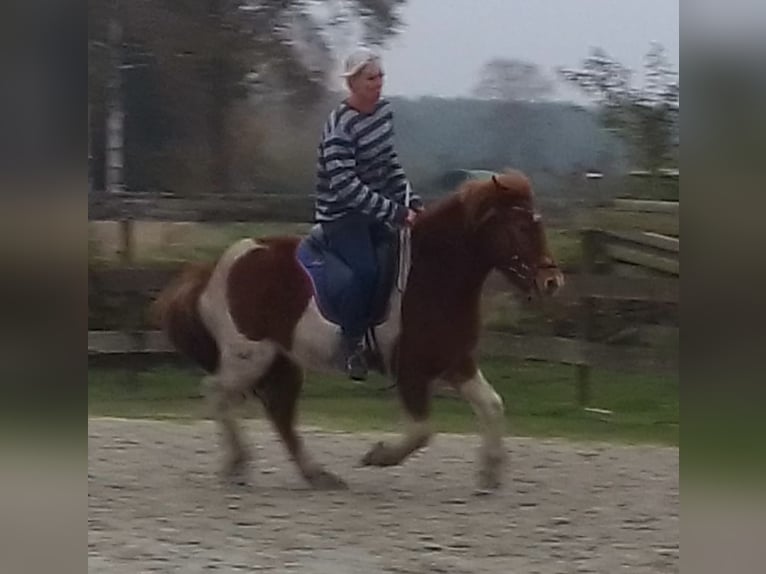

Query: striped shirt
[314,99,421,225]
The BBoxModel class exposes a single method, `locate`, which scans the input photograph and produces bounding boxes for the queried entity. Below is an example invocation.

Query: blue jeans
[321,214,389,340]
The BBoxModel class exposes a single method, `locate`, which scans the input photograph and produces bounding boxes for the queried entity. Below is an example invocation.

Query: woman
[314,47,422,380]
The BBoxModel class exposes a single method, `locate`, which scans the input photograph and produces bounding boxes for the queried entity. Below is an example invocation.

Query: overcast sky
[351,0,680,101]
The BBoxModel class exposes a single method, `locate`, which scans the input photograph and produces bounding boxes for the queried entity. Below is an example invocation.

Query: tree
[473,58,555,102]
[558,44,679,172]
[471,59,556,173]
[88,0,408,193]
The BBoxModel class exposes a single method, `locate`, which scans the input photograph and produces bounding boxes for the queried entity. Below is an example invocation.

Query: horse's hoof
[361,441,399,467]
[474,478,500,496]
[221,468,251,488]
[307,469,348,490]
[473,487,495,496]
[220,457,251,487]
[474,476,501,495]
[475,465,503,494]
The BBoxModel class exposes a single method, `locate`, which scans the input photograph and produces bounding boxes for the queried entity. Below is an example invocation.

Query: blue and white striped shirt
[314,99,421,225]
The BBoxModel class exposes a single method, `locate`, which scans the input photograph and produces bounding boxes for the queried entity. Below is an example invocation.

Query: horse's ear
[491,174,511,190]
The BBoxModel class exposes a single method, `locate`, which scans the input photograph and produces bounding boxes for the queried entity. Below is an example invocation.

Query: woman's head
[342,47,384,107]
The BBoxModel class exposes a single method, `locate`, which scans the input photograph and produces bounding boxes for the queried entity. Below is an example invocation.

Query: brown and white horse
[153,169,564,491]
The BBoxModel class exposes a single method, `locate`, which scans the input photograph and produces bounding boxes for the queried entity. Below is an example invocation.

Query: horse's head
[461,169,565,297]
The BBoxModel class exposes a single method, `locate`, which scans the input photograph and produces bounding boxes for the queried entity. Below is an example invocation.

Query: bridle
[496,192,559,290]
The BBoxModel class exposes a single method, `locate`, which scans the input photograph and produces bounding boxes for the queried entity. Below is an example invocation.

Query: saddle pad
[295,232,348,326]
[295,225,401,329]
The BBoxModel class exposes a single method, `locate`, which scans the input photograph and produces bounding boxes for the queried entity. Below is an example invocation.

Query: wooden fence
[574,198,679,403]
[88,192,679,405]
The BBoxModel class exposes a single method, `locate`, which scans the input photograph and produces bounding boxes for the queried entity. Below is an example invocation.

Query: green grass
[89,221,314,265]
[88,359,678,446]
[142,222,313,262]
[545,228,582,269]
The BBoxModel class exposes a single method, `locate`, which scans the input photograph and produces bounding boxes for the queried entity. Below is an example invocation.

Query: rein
[396,182,413,293]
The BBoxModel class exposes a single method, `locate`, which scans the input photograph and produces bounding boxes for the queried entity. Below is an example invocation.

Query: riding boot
[342,335,368,381]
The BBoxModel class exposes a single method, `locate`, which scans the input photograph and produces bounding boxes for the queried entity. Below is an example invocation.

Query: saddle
[295,224,406,373]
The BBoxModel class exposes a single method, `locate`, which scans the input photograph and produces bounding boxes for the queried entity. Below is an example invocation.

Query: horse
[152,168,564,492]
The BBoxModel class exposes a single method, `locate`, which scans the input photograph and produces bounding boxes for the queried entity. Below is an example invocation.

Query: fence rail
[89,191,316,223]
[611,199,679,215]
[577,208,679,237]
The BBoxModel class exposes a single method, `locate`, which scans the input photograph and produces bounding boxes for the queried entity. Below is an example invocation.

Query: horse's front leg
[361,370,433,467]
[452,368,507,492]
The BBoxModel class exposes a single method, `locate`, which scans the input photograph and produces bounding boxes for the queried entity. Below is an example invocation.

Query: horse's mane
[458,168,533,201]
[415,168,534,229]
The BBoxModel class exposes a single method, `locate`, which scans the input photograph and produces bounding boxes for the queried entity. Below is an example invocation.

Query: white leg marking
[203,374,250,480]
[459,370,507,490]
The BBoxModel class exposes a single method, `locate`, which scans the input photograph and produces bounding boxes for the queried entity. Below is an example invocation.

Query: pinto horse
[153,169,564,491]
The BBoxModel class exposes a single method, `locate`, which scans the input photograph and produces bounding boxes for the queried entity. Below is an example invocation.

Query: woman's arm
[323,128,408,225]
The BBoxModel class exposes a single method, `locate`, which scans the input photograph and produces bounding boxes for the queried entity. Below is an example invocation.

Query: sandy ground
[88,418,678,573]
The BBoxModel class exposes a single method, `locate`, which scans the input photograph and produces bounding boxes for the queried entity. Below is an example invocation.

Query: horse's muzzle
[544,276,559,294]
[535,267,565,296]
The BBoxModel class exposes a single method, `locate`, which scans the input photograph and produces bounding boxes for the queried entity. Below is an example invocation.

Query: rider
[314,47,422,380]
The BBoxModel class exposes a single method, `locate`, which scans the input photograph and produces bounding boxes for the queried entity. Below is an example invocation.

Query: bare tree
[471,58,555,173]
[88,0,409,194]
[473,58,555,102]
[559,44,679,172]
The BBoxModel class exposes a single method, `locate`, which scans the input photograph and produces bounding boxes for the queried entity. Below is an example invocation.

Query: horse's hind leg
[203,341,279,485]
[254,353,347,490]
[203,374,251,485]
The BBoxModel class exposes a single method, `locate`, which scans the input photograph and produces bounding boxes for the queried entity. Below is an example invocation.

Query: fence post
[118,216,140,386]
[119,218,134,264]
[576,364,591,407]
[577,228,600,407]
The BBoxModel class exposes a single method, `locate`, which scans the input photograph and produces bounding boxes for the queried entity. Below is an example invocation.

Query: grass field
[89,359,678,446]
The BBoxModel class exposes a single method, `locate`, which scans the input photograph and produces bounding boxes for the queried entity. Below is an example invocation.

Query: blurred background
[87,0,679,200]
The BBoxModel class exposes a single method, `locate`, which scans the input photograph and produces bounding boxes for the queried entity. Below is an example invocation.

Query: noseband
[502,203,559,287]
[489,174,560,288]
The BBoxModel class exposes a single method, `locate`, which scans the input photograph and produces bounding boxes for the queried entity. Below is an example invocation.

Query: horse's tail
[151,262,219,373]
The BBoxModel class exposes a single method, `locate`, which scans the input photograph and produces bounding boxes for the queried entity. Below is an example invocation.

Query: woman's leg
[322,215,378,378]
